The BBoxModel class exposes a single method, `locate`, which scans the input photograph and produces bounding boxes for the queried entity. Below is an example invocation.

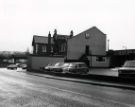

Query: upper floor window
[36,44,38,54]
[42,46,47,52]
[85,33,90,39]
[60,43,66,52]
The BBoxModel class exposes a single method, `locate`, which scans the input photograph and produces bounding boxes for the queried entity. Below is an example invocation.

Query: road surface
[0,68,135,107]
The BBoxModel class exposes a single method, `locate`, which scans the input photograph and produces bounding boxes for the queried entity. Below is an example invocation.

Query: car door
[78,64,87,74]
[73,64,78,73]
[75,64,82,74]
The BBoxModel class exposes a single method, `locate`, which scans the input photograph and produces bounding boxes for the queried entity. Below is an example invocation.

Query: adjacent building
[108,49,135,67]
[32,29,71,56]
[32,35,52,55]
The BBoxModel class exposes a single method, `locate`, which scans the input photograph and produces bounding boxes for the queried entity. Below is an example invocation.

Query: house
[67,26,110,67]
[32,30,71,56]
[32,35,53,55]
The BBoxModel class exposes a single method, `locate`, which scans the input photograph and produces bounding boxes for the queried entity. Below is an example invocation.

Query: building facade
[32,35,53,55]
[67,26,109,67]
[67,27,106,59]
[32,30,71,56]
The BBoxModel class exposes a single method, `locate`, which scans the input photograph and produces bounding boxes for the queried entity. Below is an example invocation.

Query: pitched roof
[32,35,54,45]
[54,34,70,40]
[70,26,106,39]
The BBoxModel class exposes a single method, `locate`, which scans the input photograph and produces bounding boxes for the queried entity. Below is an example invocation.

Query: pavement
[25,68,135,90]
[89,68,118,77]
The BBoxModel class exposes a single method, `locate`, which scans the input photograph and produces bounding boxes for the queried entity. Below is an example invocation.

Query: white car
[43,63,56,71]
[118,60,135,77]
[62,62,89,74]
[51,62,65,73]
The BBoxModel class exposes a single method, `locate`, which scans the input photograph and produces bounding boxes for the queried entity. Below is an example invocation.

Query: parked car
[19,64,27,69]
[7,64,18,70]
[42,62,89,74]
[43,63,56,71]
[62,62,89,74]
[51,62,65,73]
[118,60,135,77]
[42,62,69,73]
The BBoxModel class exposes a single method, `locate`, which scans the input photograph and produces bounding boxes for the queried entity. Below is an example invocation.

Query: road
[0,68,135,107]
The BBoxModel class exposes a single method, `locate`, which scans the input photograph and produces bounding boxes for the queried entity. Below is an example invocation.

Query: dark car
[7,64,18,70]
[19,64,27,69]
[118,60,135,77]
[62,62,89,74]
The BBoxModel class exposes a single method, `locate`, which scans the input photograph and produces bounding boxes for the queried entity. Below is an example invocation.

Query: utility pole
[107,39,110,51]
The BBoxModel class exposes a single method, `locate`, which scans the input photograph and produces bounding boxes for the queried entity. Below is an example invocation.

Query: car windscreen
[123,61,135,67]
[8,64,17,67]
[78,64,87,67]
[69,63,85,67]
[63,63,70,67]
[55,63,64,67]
[48,63,55,66]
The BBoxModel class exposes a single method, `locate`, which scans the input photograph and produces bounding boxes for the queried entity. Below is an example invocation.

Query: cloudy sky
[0,0,135,52]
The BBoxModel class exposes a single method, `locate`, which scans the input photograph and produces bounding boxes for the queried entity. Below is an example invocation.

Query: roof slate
[55,34,70,39]
[32,35,54,45]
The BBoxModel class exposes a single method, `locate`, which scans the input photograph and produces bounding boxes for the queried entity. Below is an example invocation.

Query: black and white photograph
[0,0,135,106]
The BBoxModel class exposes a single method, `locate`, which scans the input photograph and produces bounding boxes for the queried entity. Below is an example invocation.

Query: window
[60,43,66,52]
[51,46,53,52]
[96,56,105,62]
[35,44,38,54]
[78,64,87,67]
[42,46,46,52]
[85,33,90,39]
[60,44,64,52]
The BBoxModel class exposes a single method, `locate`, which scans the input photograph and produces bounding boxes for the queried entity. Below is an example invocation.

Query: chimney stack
[70,30,73,38]
[54,29,57,35]
[48,31,51,54]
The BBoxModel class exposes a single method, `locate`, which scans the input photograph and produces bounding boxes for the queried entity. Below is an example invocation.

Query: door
[85,45,89,55]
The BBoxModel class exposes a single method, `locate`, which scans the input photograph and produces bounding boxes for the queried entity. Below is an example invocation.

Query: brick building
[67,26,109,67]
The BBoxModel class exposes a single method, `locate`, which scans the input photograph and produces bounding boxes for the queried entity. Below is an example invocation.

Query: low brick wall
[28,55,65,71]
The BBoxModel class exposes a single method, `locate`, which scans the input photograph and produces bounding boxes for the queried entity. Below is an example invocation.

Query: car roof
[8,64,17,66]
[68,62,86,65]
[125,60,135,63]
[69,62,85,64]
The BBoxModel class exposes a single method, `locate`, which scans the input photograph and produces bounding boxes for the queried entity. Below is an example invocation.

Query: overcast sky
[0,0,135,52]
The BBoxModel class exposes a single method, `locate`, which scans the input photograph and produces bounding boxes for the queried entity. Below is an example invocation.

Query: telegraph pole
[107,39,110,51]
